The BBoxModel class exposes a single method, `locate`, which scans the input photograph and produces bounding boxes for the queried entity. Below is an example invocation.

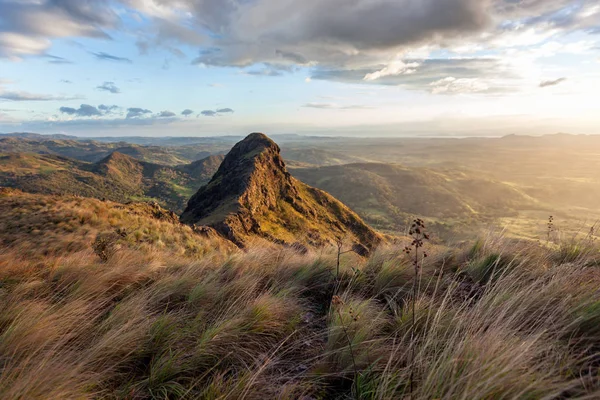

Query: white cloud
[430,77,490,94]
[364,60,420,81]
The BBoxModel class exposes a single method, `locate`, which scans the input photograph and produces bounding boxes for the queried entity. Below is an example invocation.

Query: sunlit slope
[292,162,541,232]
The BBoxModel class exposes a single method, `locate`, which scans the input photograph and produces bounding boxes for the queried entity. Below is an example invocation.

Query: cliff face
[181,133,383,251]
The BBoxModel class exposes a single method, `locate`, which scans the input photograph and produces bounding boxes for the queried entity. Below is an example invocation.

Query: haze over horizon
[1,0,599,137]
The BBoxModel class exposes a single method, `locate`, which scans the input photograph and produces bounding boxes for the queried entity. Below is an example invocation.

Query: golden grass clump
[1,191,600,399]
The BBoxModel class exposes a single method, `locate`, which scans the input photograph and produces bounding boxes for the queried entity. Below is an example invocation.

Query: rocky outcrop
[181,133,383,252]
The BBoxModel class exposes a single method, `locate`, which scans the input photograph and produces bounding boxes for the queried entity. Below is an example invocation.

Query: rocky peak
[181,133,383,251]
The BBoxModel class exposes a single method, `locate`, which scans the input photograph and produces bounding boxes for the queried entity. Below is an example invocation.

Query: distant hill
[1,135,372,168]
[0,136,230,165]
[181,133,383,250]
[0,152,223,213]
[292,163,541,233]
[281,148,365,166]
[0,132,78,140]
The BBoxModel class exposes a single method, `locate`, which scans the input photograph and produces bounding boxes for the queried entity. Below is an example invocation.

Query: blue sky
[0,0,599,137]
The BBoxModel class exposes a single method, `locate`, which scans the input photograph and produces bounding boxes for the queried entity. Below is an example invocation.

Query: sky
[0,0,599,137]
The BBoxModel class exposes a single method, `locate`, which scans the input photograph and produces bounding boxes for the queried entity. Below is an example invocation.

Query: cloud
[61,80,73,84]
[96,81,121,94]
[429,77,491,94]
[0,0,117,58]
[10,115,182,131]
[181,109,194,116]
[1,0,598,98]
[98,104,120,114]
[243,67,285,77]
[364,60,420,81]
[126,107,152,119]
[130,0,597,93]
[134,17,206,56]
[185,0,492,69]
[310,58,517,93]
[44,54,73,64]
[275,49,308,64]
[59,104,102,117]
[303,103,373,110]
[157,110,176,118]
[91,52,132,63]
[0,89,79,102]
[177,0,599,70]
[199,108,235,117]
[539,77,568,87]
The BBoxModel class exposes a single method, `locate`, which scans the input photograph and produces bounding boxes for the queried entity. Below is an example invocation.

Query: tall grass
[1,231,599,399]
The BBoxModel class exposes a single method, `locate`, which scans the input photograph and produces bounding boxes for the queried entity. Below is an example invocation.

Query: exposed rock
[181,132,383,250]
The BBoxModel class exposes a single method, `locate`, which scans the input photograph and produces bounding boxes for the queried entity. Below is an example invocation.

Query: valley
[3,132,599,241]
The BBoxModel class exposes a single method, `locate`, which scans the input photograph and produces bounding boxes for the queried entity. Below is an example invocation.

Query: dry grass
[0,189,233,260]
[1,191,600,399]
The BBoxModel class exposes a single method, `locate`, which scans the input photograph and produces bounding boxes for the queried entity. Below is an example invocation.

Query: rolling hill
[0,137,224,166]
[0,152,224,213]
[291,162,542,234]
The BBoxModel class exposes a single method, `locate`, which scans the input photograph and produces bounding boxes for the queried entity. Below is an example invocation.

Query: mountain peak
[219,132,281,169]
[240,132,278,150]
[181,133,382,251]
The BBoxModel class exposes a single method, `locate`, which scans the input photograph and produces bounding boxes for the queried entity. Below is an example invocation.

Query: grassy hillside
[292,163,542,236]
[0,152,223,213]
[280,148,366,166]
[1,189,599,398]
[0,189,233,258]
